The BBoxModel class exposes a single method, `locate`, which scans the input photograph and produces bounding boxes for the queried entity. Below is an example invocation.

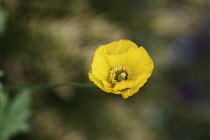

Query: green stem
[4,82,98,90]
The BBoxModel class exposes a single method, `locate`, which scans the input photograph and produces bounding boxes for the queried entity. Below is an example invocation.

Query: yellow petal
[131,46,154,78]
[91,45,111,81]
[103,41,154,79]
[121,89,133,99]
[113,74,148,91]
[110,46,154,78]
[102,40,139,68]
[88,71,104,89]
[104,39,138,55]
[88,71,112,93]
[121,87,139,99]
[91,39,142,81]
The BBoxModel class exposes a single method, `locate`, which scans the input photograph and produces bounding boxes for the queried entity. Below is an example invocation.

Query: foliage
[0,71,31,140]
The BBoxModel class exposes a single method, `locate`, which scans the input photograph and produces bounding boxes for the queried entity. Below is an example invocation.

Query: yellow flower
[88,39,154,99]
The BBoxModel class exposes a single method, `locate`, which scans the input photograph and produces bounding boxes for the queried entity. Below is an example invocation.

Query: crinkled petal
[130,47,154,78]
[104,44,154,79]
[121,87,140,99]
[89,70,113,93]
[102,40,139,68]
[91,45,111,81]
[104,39,138,55]
[88,71,104,89]
[113,74,148,91]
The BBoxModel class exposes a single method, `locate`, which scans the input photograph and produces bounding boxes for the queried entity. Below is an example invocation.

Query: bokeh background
[0,0,210,140]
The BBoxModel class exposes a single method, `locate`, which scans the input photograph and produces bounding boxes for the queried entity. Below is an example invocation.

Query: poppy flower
[88,39,154,99]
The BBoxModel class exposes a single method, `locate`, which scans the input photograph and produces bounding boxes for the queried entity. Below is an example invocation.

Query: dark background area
[0,0,210,140]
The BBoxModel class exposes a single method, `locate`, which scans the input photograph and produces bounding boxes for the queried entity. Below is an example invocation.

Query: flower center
[109,65,131,85]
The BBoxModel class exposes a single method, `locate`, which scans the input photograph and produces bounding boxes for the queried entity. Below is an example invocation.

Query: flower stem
[4,83,98,90]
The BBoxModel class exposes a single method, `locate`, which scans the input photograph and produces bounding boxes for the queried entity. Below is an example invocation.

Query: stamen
[109,65,131,85]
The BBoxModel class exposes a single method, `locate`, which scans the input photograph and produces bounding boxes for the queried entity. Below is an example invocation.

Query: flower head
[88,39,154,99]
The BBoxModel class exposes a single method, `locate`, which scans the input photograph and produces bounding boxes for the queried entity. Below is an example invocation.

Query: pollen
[109,65,131,85]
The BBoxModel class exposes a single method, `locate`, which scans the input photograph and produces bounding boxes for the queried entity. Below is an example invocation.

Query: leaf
[9,89,30,120]
[0,86,31,140]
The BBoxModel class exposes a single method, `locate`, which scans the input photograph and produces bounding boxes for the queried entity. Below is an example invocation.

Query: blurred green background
[0,0,210,140]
